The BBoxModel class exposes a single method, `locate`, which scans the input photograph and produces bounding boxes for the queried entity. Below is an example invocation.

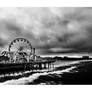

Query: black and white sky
[0,7,92,56]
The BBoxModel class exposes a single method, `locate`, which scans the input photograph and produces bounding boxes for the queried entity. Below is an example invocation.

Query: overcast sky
[0,7,92,56]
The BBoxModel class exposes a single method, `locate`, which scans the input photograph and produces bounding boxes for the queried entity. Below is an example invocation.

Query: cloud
[0,7,92,55]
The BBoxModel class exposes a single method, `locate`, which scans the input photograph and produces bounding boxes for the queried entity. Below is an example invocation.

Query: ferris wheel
[8,38,32,53]
[8,38,33,63]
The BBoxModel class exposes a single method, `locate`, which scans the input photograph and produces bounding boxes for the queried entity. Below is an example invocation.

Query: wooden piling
[44,63,46,69]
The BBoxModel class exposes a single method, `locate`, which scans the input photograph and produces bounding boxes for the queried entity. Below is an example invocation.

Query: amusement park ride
[1,38,37,63]
[0,38,55,74]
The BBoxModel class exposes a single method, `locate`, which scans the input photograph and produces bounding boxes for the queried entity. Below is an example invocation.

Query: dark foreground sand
[62,61,92,85]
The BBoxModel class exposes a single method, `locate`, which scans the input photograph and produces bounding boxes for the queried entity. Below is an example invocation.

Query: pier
[0,60,55,75]
[0,38,55,75]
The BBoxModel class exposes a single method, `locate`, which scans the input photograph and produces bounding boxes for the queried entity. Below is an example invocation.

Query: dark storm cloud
[0,19,23,47]
[3,20,22,34]
[37,8,92,55]
[0,8,92,55]
[0,38,7,47]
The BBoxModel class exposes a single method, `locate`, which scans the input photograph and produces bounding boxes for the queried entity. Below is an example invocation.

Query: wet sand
[62,61,92,84]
